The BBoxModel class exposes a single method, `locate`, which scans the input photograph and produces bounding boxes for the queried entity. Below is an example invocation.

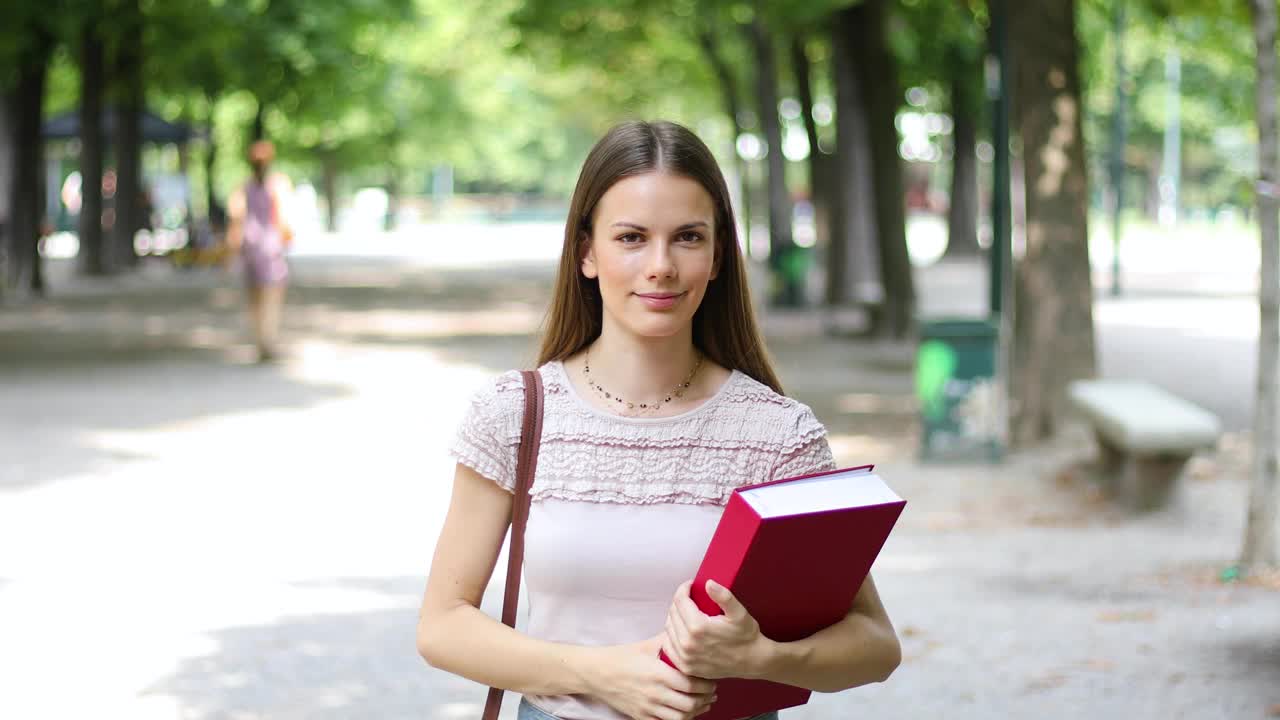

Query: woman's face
[582,172,719,341]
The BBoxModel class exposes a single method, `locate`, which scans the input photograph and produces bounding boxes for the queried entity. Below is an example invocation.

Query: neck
[584,326,700,402]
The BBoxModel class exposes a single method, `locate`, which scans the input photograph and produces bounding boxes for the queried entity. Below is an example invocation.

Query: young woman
[418,121,900,720]
[225,140,293,363]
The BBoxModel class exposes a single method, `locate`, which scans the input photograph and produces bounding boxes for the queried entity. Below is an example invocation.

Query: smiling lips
[635,291,685,310]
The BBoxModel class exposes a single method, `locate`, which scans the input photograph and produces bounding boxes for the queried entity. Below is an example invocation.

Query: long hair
[536,120,783,394]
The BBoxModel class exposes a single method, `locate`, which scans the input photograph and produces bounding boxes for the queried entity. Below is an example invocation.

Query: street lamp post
[988,0,1011,318]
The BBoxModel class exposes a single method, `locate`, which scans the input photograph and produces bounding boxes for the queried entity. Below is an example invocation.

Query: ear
[579,232,598,279]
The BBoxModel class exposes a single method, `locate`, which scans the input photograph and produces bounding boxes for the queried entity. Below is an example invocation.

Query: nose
[645,238,676,280]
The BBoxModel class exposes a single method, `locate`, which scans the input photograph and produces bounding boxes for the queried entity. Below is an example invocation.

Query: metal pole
[987,0,1014,458]
[988,0,1011,317]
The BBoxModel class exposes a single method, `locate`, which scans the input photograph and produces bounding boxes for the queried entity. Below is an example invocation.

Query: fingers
[665,599,694,666]
[674,585,704,623]
[653,688,717,720]
[672,579,693,606]
[652,701,712,720]
[704,580,746,621]
[673,585,713,643]
[660,662,717,695]
[650,657,717,720]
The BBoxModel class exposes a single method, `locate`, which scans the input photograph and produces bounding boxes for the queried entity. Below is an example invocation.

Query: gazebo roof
[42,107,203,144]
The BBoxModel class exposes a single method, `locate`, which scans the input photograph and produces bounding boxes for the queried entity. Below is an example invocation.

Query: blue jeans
[517,697,780,720]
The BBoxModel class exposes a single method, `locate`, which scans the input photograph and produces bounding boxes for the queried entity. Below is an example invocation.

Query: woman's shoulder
[724,370,825,431]
[456,369,542,433]
[450,368,547,491]
[466,368,526,402]
[723,373,836,479]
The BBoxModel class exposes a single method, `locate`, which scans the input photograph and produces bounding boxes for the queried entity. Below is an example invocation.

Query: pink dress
[239,180,288,288]
[449,361,836,720]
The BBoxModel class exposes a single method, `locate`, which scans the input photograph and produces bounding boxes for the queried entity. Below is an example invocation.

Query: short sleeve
[448,372,524,492]
[770,404,837,481]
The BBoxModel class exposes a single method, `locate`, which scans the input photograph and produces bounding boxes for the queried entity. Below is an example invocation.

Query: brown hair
[536,120,783,394]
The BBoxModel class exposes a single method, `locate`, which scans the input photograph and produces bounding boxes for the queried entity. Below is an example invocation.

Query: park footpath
[0,250,1276,720]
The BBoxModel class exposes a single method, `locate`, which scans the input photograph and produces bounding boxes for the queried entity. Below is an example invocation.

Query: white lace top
[448,361,837,720]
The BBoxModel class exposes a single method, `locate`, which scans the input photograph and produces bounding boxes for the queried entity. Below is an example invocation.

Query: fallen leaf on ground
[1024,673,1068,692]
[1097,609,1157,623]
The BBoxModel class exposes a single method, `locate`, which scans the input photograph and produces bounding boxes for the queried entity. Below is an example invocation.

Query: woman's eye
[618,233,643,244]
[678,232,704,243]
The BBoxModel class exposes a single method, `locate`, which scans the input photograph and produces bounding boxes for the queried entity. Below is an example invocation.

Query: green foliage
[1080,0,1255,214]
[4,0,1265,212]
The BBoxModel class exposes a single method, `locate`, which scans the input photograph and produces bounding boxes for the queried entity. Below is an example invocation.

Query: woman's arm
[418,464,717,718]
[224,188,245,252]
[746,575,901,692]
[662,574,901,693]
[417,463,596,694]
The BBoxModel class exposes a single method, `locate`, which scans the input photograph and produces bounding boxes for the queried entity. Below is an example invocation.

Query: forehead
[595,172,714,225]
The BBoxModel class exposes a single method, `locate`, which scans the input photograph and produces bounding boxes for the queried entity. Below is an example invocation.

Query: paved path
[0,235,1275,719]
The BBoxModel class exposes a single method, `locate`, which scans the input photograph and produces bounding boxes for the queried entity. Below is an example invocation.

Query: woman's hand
[589,634,717,720]
[661,580,772,680]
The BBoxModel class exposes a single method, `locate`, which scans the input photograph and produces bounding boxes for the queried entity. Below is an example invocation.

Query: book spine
[689,493,761,616]
[735,464,875,493]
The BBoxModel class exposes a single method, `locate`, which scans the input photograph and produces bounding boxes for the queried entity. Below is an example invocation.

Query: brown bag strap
[482,369,544,720]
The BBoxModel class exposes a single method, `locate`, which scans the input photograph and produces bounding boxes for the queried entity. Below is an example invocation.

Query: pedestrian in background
[226,139,294,363]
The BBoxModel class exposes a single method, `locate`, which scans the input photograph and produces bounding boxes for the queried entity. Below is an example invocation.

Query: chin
[621,315,691,339]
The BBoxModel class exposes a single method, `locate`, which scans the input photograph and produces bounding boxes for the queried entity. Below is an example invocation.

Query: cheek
[691,250,718,283]
[597,251,642,285]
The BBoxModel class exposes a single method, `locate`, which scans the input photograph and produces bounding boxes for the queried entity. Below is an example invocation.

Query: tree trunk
[944,58,981,259]
[1243,0,1280,571]
[791,34,830,296]
[385,169,399,231]
[1144,163,1160,220]
[251,99,266,142]
[78,22,109,276]
[849,0,915,336]
[204,92,222,227]
[1009,0,1098,445]
[746,15,798,306]
[113,0,144,269]
[696,25,749,247]
[8,30,53,297]
[829,6,881,316]
[0,90,13,300]
[321,149,338,233]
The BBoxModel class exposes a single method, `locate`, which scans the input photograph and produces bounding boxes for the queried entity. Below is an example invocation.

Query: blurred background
[1,0,1278,718]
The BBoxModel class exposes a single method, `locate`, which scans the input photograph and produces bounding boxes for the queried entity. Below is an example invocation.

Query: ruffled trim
[448,446,515,494]
[533,485,735,506]
[447,370,526,491]
[447,363,834,505]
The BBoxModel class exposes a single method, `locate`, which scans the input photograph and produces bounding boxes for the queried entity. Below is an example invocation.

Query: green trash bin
[916,318,1002,461]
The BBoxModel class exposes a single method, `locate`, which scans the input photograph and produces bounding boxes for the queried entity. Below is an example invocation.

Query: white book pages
[739,471,900,519]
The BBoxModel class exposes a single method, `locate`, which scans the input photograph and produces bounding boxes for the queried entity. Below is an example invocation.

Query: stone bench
[1067,380,1222,511]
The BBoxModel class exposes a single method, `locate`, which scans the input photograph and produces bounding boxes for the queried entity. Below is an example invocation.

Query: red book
[661,465,905,720]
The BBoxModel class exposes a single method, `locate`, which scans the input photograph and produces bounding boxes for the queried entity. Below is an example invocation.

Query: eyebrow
[610,221,710,232]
